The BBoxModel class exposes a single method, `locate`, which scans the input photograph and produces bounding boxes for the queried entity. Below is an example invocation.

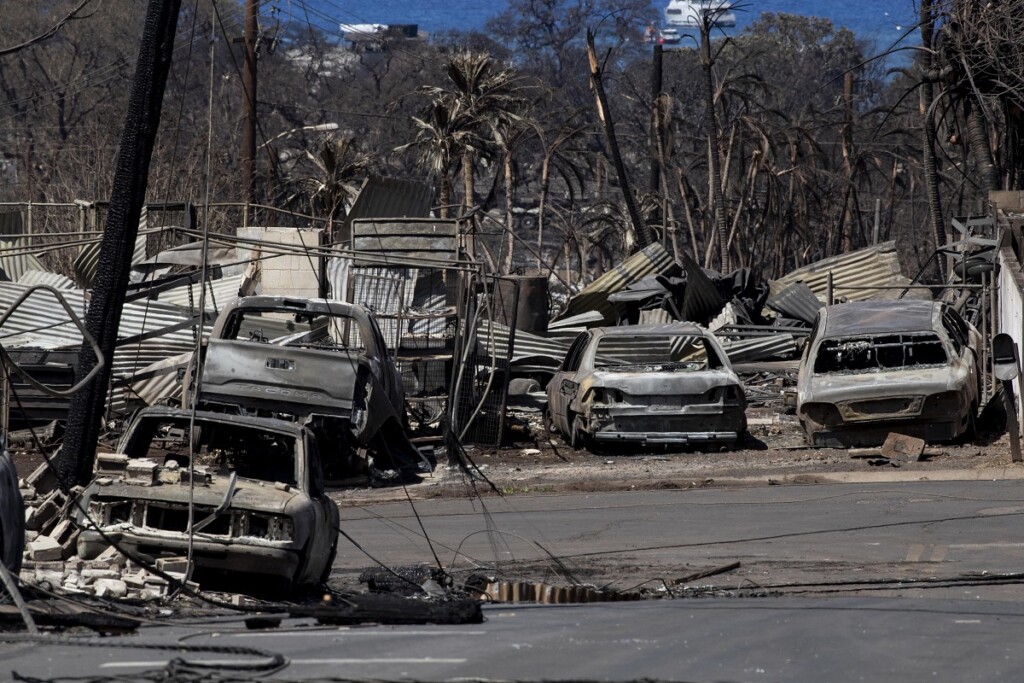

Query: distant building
[339,23,424,52]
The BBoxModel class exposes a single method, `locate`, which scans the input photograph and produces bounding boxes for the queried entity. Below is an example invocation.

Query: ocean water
[311,0,920,51]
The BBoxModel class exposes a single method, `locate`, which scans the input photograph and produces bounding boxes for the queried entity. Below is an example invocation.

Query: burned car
[796,300,982,447]
[76,406,339,590]
[545,324,747,449]
[198,296,432,480]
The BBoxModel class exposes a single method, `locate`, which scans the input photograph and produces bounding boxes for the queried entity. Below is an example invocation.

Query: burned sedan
[546,324,747,449]
[198,296,432,480]
[796,300,982,447]
[76,406,339,590]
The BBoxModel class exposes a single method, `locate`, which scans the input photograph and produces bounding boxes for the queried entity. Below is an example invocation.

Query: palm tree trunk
[462,149,476,215]
[701,25,730,272]
[501,153,515,274]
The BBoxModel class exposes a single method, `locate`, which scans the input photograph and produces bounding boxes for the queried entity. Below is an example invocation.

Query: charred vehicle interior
[796,301,981,448]
[76,407,339,592]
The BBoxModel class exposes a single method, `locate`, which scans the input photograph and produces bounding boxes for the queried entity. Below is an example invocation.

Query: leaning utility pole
[58,0,182,488]
[241,0,258,208]
[586,30,652,251]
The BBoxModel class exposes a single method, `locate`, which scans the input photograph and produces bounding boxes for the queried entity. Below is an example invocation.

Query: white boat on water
[664,0,737,29]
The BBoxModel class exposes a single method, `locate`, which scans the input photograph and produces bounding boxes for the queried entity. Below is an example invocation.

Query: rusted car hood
[90,476,303,516]
[802,365,966,402]
[582,368,740,395]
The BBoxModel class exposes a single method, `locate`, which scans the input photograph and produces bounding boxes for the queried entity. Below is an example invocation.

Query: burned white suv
[796,300,982,447]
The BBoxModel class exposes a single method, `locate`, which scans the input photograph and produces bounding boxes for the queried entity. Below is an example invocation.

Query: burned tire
[963,402,979,442]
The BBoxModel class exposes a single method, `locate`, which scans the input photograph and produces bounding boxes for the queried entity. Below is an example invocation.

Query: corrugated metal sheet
[769,241,925,303]
[718,334,798,363]
[0,282,202,420]
[74,235,147,288]
[120,351,191,407]
[681,255,727,324]
[765,282,824,324]
[548,311,604,330]
[638,308,674,325]
[155,274,242,313]
[341,177,432,242]
[17,269,76,290]
[483,321,573,367]
[554,243,677,325]
[0,237,46,282]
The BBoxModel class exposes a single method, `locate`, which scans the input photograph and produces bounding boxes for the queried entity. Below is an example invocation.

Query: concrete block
[156,557,189,574]
[81,568,119,583]
[94,578,128,599]
[122,571,148,589]
[27,536,63,562]
[126,458,158,485]
[95,452,128,475]
[25,498,59,532]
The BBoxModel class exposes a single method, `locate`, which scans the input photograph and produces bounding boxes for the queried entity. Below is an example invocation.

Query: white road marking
[101,657,467,669]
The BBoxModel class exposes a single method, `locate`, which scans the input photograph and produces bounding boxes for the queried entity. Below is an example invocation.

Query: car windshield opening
[593,334,723,370]
[813,333,948,374]
[225,310,366,354]
[123,417,298,485]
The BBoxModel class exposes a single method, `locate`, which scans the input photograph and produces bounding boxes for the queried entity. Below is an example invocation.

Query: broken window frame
[812,332,950,374]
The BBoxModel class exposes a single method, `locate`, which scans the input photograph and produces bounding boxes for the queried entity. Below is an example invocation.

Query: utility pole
[59,0,182,488]
[241,0,258,208]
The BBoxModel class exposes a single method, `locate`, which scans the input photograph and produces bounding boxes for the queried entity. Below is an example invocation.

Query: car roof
[820,300,940,337]
[590,323,707,338]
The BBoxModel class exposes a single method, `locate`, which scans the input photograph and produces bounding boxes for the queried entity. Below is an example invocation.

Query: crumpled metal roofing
[0,282,203,420]
[17,269,76,290]
[765,282,824,324]
[74,235,147,288]
[769,241,923,303]
[553,243,677,326]
[0,237,46,282]
[718,334,798,363]
[481,321,572,368]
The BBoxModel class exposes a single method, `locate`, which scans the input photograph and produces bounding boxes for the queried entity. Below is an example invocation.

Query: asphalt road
[6,480,1024,682]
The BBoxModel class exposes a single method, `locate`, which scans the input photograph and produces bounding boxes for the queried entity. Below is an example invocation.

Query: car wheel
[542,406,556,436]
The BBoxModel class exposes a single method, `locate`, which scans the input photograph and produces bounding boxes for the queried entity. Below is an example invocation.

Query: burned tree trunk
[586,30,651,251]
[57,0,182,488]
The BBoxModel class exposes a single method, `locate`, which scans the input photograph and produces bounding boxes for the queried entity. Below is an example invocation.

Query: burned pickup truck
[796,300,982,447]
[546,324,747,449]
[197,296,432,481]
[76,406,339,590]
